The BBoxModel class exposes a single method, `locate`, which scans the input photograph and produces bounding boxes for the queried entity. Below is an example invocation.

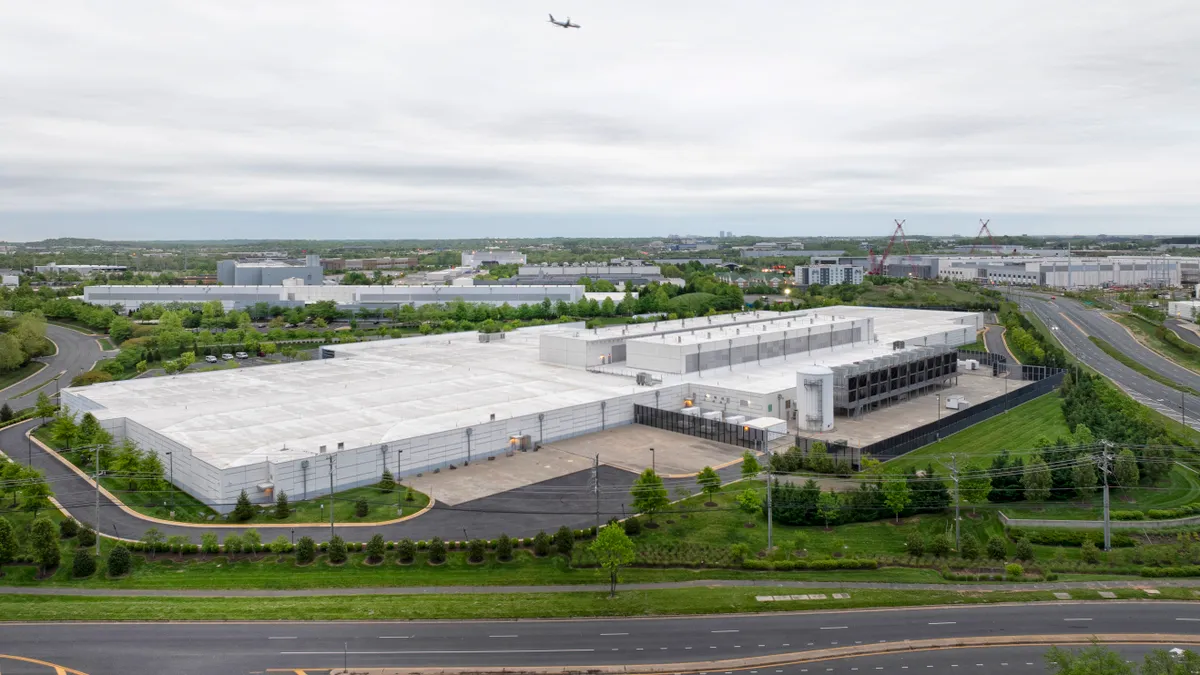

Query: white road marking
[1063,618,1092,621]
[281,648,595,655]
[928,621,957,625]
[378,636,413,639]
[1177,618,1200,622]
[820,626,849,630]
[601,632,629,636]
[489,634,519,638]
[268,636,296,640]
[712,629,740,633]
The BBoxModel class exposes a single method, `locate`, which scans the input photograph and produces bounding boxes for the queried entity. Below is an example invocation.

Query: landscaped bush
[960,535,980,560]
[1147,503,1200,520]
[1007,528,1134,547]
[741,558,878,571]
[467,539,486,563]
[327,536,347,564]
[905,531,925,557]
[428,537,447,564]
[928,533,952,558]
[59,519,79,539]
[72,551,96,578]
[1080,540,1102,564]
[397,538,416,564]
[623,518,642,536]
[1140,565,1200,578]
[355,498,369,518]
[366,534,386,563]
[495,534,513,562]
[1005,563,1024,580]
[77,525,96,548]
[532,531,552,557]
[296,537,316,564]
[1111,510,1147,521]
[106,544,132,577]
[986,536,1007,561]
[554,525,574,557]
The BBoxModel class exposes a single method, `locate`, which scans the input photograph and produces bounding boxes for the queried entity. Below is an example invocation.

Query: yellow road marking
[0,654,89,675]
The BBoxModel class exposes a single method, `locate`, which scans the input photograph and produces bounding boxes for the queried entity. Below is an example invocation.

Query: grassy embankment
[1119,313,1200,375]
[0,361,46,392]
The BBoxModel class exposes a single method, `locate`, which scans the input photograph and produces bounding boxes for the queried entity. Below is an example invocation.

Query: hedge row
[1007,527,1135,548]
[1110,503,1200,521]
[741,558,879,571]
[1140,565,1200,578]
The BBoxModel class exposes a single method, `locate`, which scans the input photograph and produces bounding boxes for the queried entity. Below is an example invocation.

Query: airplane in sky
[547,13,580,29]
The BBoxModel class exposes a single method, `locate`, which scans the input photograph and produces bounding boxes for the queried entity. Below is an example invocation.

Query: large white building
[795,264,865,286]
[462,250,526,267]
[34,263,127,276]
[62,306,981,511]
[82,284,586,311]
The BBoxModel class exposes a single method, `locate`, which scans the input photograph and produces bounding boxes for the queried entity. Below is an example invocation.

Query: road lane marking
[820,626,849,630]
[600,632,629,636]
[1177,618,1200,622]
[1063,618,1092,621]
[928,621,957,625]
[712,629,739,633]
[489,634,518,638]
[280,648,594,655]
[268,636,297,640]
[378,636,413,639]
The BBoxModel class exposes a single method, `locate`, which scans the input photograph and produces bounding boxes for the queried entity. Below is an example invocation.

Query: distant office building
[216,255,323,286]
[1,271,18,287]
[321,257,419,272]
[508,263,664,286]
[34,263,127,276]
[796,265,865,286]
[462,250,526,267]
[741,249,845,259]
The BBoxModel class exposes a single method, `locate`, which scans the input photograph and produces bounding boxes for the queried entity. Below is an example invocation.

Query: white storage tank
[796,364,835,432]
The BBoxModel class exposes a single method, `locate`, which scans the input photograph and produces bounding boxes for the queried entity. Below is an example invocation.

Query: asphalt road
[0,323,108,411]
[1168,319,1200,349]
[1011,290,1200,431]
[982,324,1015,363]
[3,603,1199,675]
[736,644,1168,674]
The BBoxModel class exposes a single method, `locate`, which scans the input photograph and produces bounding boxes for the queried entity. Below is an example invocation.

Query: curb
[322,634,1200,675]
[27,428,437,529]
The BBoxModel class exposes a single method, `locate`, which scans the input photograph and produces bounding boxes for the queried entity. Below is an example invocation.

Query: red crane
[968,219,999,255]
[869,219,917,277]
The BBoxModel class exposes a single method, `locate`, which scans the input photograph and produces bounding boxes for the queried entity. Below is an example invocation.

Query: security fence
[634,405,768,451]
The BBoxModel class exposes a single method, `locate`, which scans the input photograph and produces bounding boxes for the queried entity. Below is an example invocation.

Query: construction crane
[968,219,999,255]
[868,220,918,277]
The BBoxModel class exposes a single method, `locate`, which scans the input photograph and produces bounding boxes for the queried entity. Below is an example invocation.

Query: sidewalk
[2,577,1196,597]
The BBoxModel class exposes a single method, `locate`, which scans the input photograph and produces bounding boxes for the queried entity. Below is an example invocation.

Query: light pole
[650,447,655,473]
[328,454,336,539]
[165,451,174,513]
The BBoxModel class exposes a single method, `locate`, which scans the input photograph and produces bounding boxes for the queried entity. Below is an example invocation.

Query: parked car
[234,351,249,359]
[221,353,234,361]
[204,355,218,364]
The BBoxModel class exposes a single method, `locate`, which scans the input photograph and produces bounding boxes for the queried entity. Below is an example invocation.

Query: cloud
[0,0,1197,238]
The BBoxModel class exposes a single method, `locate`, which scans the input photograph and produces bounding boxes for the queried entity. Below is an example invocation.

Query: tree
[49,410,79,449]
[396,538,416,563]
[740,450,761,480]
[495,534,513,562]
[243,529,261,555]
[21,470,53,517]
[428,537,446,564]
[73,550,97,578]
[140,527,164,557]
[355,497,369,518]
[233,489,254,521]
[959,462,992,515]
[467,538,486,563]
[0,403,12,422]
[1143,647,1200,674]
[78,524,96,548]
[1072,454,1098,497]
[590,523,636,597]
[882,468,912,523]
[31,517,60,573]
[296,536,316,564]
[986,536,1007,561]
[366,534,386,563]
[1044,642,1135,675]
[1080,539,1101,564]
[1114,449,1140,488]
[108,315,134,345]
[929,532,952,557]
[630,468,669,523]
[960,534,980,560]
[696,466,721,504]
[817,490,840,530]
[327,535,348,564]
[76,412,112,451]
[139,451,165,492]
[106,543,132,577]
[0,517,17,573]
[274,491,290,519]
[905,531,925,557]
[554,525,574,556]
[1015,538,1034,561]
[379,468,395,493]
[200,533,219,555]
[59,518,79,539]
[223,534,243,556]
[533,531,552,557]
[34,391,56,423]
[270,535,291,555]
[736,488,761,525]
[1023,456,1052,503]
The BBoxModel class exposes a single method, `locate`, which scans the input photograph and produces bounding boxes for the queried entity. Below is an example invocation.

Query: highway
[1011,290,1200,431]
[2,603,1199,675]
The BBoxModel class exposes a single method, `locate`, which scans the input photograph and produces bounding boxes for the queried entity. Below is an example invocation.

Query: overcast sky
[2,1,1197,240]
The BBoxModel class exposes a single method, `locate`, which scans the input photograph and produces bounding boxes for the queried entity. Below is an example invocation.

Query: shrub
[77,525,96,548]
[496,534,513,562]
[742,558,878,571]
[960,535,980,561]
[379,469,395,493]
[1111,510,1146,521]
[554,526,574,556]
[533,531,552,557]
[468,539,486,563]
[1007,528,1134,548]
[232,489,254,522]
[274,491,290,519]
[928,533,952,558]
[107,544,132,577]
[72,551,97,578]
[366,534,386,563]
[1015,538,1034,561]
[327,536,348,564]
[905,531,925,557]
[355,498,369,518]
[296,536,316,564]
[986,536,1007,561]
[200,533,219,554]
[729,543,751,561]
[1141,565,1200,578]
[397,538,416,563]
[1080,540,1101,564]
[30,517,60,572]
[269,535,292,554]
[59,519,80,539]
[623,518,642,536]
[428,537,447,564]
[1005,562,1024,580]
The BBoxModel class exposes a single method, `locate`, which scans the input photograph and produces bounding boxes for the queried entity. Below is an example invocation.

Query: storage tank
[796,365,835,432]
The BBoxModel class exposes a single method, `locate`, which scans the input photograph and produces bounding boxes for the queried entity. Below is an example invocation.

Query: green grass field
[0,360,46,392]
[961,331,987,353]
[1001,464,1200,520]
[1119,314,1200,375]
[883,394,1071,472]
[1088,335,1200,396]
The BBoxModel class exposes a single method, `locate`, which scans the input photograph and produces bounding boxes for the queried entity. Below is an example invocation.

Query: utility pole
[1183,391,1187,429]
[764,437,773,553]
[94,444,102,556]
[947,454,961,551]
[328,454,336,539]
[1098,443,1113,551]
[593,453,600,533]
[166,451,174,513]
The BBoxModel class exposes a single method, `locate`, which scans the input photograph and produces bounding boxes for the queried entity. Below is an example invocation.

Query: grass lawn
[0,360,46,392]
[97,337,116,350]
[1002,463,1200,520]
[961,331,987,353]
[4,585,1193,622]
[1088,335,1200,396]
[1118,314,1200,375]
[38,428,429,524]
[884,394,1071,472]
